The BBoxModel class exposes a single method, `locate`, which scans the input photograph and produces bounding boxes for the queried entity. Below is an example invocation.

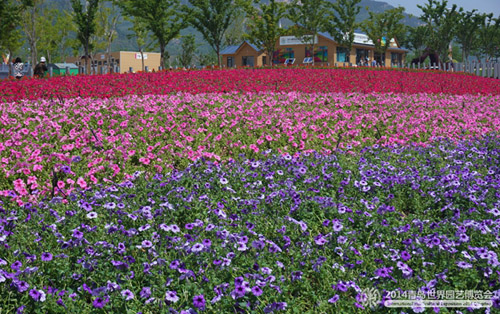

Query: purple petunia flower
[329,294,340,303]
[29,289,46,302]
[72,230,83,239]
[401,251,411,261]
[61,166,71,173]
[191,243,204,252]
[457,261,473,269]
[202,239,212,247]
[41,252,53,262]
[165,290,179,303]
[11,261,22,271]
[93,296,109,308]
[193,294,206,309]
[121,289,134,300]
[15,281,29,293]
[140,287,151,299]
[141,240,153,248]
[251,286,263,297]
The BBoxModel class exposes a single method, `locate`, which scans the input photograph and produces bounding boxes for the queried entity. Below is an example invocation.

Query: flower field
[1,68,500,313]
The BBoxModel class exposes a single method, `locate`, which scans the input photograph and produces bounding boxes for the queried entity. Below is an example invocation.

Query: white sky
[382,0,500,16]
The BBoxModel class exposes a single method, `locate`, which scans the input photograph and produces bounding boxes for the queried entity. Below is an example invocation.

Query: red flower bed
[1,68,499,102]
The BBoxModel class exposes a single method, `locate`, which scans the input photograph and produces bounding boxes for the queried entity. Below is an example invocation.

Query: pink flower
[77,177,88,189]
[57,181,65,189]
[139,157,150,165]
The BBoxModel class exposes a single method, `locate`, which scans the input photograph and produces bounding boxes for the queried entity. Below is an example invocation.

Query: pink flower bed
[1,68,499,102]
[1,92,500,204]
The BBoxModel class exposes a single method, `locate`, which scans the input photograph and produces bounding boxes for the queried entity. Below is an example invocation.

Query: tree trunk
[141,49,145,72]
[84,42,89,74]
[216,46,221,67]
[160,43,166,69]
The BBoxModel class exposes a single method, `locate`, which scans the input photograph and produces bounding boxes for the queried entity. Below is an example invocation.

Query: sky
[382,0,500,16]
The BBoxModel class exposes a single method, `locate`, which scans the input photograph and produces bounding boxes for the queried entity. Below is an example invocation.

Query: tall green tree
[118,0,185,69]
[0,0,32,62]
[477,15,500,61]
[324,0,361,64]
[360,7,406,59]
[19,0,44,67]
[244,0,287,66]
[223,9,247,47]
[288,0,329,65]
[184,0,241,67]
[417,0,459,64]
[126,16,155,72]
[454,10,488,62]
[405,25,429,60]
[96,1,120,73]
[71,0,100,73]
[179,34,196,68]
[37,7,76,63]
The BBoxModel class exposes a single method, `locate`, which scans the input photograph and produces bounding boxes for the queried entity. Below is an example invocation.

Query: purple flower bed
[0,136,499,313]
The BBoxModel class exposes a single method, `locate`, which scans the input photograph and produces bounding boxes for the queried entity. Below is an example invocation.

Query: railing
[372,61,499,79]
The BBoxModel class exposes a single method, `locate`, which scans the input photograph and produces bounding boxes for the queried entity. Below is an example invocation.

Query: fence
[385,61,500,79]
[0,63,33,79]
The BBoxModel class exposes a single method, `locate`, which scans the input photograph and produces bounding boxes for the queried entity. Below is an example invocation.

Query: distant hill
[48,0,421,61]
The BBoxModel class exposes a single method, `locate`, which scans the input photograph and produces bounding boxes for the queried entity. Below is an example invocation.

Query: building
[220,41,268,68]
[66,51,161,74]
[221,31,407,68]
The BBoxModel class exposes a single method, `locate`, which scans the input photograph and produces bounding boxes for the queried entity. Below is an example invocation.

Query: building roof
[220,41,260,55]
[49,63,78,69]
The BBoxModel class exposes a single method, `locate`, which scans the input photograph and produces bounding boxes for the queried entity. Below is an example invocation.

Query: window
[356,48,369,65]
[274,48,294,64]
[391,53,402,66]
[336,47,349,63]
[306,46,328,62]
[227,56,234,68]
[242,56,254,66]
[262,56,267,66]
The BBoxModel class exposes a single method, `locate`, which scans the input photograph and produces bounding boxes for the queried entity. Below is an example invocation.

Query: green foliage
[454,10,489,62]
[288,0,329,65]
[0,0,32,60]
[244,0,287,65]
[179,34,197,68]
[184,0,242,66]
[404,25,429,58]
[118,0,185,69]
[37,6,76,63]
[476,15,500,61]
[325,0,362,64]
[360,7,406,56]
[417,0,459,62]
[70,0,100,70]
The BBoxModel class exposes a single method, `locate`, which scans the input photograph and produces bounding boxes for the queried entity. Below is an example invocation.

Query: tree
[288,0,329,65]
[19,0,45,68]
[96,1,120,73]
[223,9,247,47]
[360,7,406,60]
[417,0,459,64]
[71,0,100,73]
[244,0,287,66]
[455,10,489,62]
[184,0,241,67]
[37,7,76,63]
[118,0,185,69]
[179,35,196,68]
[324,0,361,64]
[405,25,429,60]
[0,0,32,63]
[126,16,155,72]
[477,15,500,62]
